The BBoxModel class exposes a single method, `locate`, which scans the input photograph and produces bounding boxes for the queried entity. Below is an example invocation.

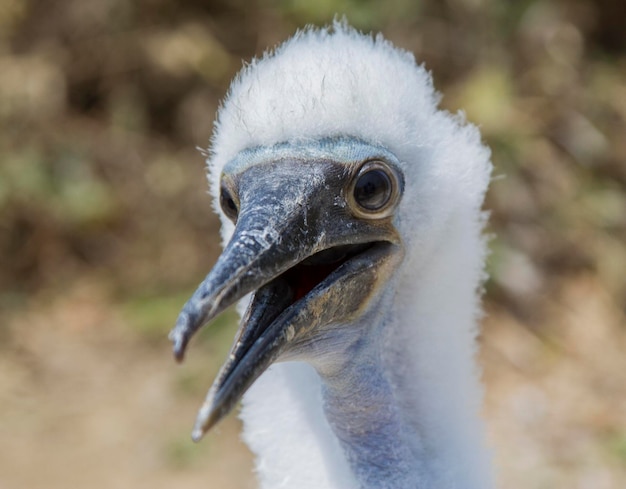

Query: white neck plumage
[240,208,494,489]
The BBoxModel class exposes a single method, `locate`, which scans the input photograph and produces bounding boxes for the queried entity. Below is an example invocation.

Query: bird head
[169,23,491,441]
[170,138,406,439]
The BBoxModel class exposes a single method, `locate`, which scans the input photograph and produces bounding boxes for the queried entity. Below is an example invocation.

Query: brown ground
[1,1,625,488]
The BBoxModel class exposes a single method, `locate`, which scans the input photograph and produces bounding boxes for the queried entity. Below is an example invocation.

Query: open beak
[169,160,401,441]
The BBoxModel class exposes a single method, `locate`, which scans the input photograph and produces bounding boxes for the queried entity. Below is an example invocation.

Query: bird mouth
[223,241,388,383]
[235,240,388,354]
[281,242,378,304]
[180,239,397,440]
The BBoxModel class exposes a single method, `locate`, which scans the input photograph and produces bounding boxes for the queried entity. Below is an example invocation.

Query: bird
[169,21,494,489]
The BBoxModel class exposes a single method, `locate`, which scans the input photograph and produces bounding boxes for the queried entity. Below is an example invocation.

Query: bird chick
[171,21,494,489]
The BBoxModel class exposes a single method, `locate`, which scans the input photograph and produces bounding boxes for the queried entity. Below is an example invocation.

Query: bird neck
[319,336,425,489]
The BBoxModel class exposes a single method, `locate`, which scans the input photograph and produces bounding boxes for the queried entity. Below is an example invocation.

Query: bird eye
[349,161,401,218]
[220,183,239,222]
[354,168,392,211]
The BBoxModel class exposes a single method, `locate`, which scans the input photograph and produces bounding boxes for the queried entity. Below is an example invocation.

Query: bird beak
[169,160,402,441]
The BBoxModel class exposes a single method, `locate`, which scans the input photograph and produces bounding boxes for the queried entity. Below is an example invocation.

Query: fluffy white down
[207,22,494,489]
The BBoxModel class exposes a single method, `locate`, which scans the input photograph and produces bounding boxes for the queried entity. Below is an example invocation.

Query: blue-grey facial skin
[169,137,405,443]
[222,137,402,176]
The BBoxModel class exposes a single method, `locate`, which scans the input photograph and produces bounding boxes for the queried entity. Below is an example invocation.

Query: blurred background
[1,0,625,488]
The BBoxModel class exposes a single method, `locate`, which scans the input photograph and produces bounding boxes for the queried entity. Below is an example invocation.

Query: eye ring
[219,181,239,223]
[347,160,402,219]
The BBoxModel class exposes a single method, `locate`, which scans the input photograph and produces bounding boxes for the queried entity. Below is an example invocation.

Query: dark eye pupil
[225,197,236,212]
[220,187,238,220]
[354,169,392,210]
